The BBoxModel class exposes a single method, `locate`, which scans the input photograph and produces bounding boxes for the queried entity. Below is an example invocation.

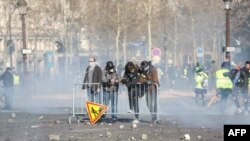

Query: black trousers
[194,88,207,104]
[218,88,232,111]
[128,88,139,119]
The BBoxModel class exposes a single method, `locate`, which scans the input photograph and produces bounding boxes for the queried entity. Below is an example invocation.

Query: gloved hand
[121,79,127,84]
[110,79,116,84]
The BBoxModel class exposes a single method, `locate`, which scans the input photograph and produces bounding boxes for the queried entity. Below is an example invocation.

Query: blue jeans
[194,88,207,105]
[241,91,249,111]
[145,89,158,121]
[103,91,118,118]
[87,88,101,104]
[232,86,241,109]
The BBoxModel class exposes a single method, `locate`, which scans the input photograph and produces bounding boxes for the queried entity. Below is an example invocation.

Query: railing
[68,82,160,123]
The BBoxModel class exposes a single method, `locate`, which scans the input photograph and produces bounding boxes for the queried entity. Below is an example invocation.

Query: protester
[215,62,233,113]
[121,62,141,123]
[102,61,119,121]
[0,67,14,110]
[194,67,208,105]
[82,57,102,103]
[139,61,160,124]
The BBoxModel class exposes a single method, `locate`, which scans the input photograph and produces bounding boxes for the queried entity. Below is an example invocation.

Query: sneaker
[128,109,133,113]
[111,116,118,122]
[152,119,160,124]
[98,116,106,123]
[235,108,243,114]
[132,119,139,124]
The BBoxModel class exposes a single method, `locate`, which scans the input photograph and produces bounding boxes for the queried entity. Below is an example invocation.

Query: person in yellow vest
[194,68,208,105]
[215,62,233,112]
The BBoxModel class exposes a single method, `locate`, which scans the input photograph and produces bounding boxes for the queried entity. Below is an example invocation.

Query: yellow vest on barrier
[215,69,233,89]
[13,74,20,85]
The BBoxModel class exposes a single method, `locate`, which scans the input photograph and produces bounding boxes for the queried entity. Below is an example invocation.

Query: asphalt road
[1,90,249,141]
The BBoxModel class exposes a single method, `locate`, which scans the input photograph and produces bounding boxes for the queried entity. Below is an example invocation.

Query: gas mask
[107,68,115,74]
[89,61,95,67]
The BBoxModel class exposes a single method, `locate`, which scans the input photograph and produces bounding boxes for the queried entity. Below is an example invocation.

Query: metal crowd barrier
[68,82,160,123]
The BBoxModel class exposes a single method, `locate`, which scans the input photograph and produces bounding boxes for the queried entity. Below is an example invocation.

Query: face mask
[109,69,114,73]
[128,73,134,78]
[130,68,135,73]
[89,62,95,67]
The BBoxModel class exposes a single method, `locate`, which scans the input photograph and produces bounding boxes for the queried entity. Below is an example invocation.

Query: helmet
[195,67,202,73]
[140,61,150,71]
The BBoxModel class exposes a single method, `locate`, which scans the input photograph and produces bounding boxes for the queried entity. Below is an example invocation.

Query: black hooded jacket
[239,66,250,93]
[0,69,14,87]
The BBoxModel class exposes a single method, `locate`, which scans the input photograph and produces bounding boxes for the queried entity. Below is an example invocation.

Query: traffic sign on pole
[226,47,236,52]
[151,47,161,57]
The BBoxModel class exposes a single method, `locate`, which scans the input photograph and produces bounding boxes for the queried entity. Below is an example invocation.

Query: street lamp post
[8,5,17,68]
[17,0,28,75]
[223,0,233,62]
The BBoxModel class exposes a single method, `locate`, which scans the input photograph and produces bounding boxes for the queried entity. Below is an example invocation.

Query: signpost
[151,47,161,63]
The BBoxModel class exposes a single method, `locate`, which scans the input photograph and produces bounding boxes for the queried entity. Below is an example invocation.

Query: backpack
[230,68,244,87]
[200,72,208,88]
[201,78,208,88]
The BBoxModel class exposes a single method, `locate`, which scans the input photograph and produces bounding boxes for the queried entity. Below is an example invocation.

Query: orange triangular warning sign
[85,101,108,124]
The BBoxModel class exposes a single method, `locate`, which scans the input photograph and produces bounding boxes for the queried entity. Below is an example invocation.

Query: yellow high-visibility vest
[13,74,20,85]
[215,69,233,89]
